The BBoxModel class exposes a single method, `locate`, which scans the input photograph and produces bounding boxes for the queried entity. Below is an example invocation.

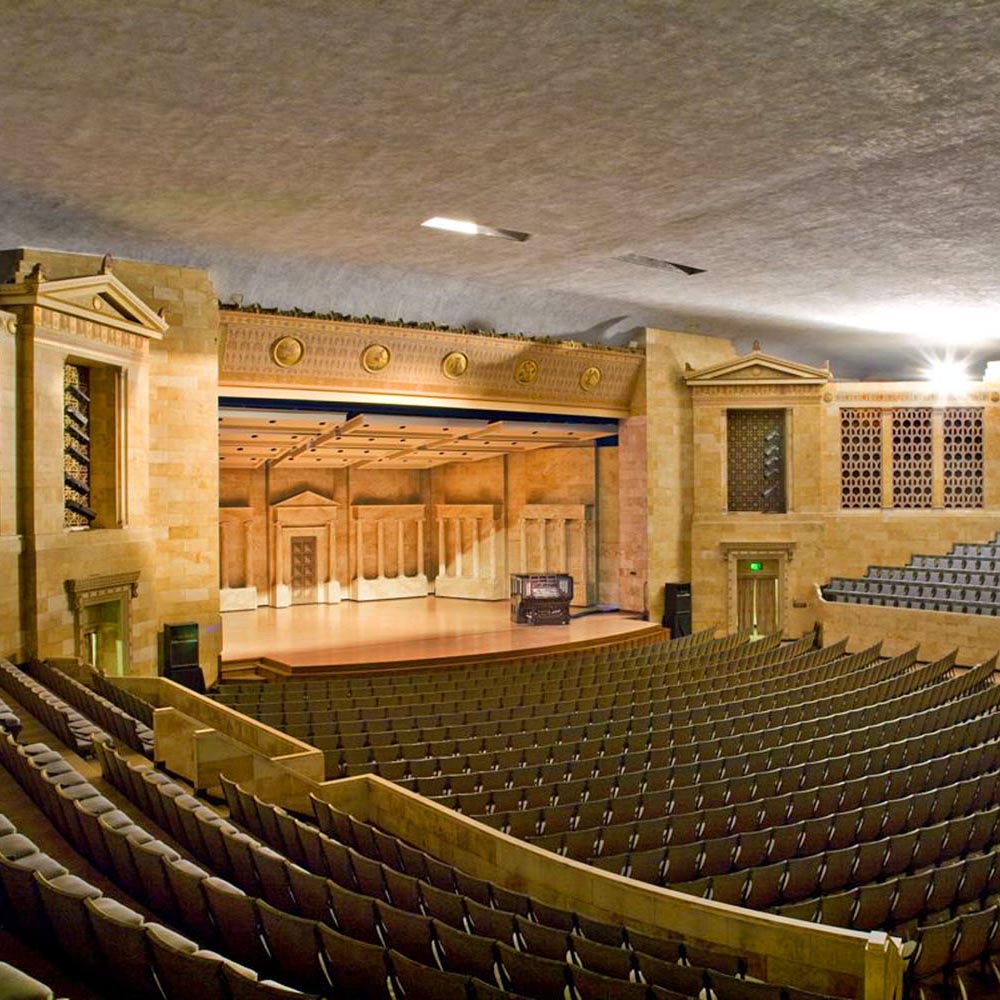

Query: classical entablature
[682,344,831,406]
[0,260,167,357]
[218,308,643,418]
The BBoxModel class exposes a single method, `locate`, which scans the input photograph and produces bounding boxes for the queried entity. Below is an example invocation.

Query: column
[376,521,385,579]
[219,521,231,589]
[243,519,254,588]
[327,521,336,587]
[438,517,446,577]
[416,518,424,577]
[488,517,497,580]
[554,518,566,574]
[471,518,481,579]
[454,519,463,578]
[355,518,364,580]
[397,520,405,579]
[519,518,527,573]
[880,409,894,508]
[539,519,548,572]
[931,408,945,509]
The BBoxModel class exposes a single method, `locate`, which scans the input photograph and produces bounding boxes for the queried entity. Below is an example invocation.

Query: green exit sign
[748,561,763,572]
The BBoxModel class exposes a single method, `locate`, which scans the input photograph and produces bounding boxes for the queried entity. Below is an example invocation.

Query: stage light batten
[421,217,531,242]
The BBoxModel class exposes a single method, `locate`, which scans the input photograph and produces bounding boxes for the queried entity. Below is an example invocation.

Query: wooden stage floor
[221,598,658,674]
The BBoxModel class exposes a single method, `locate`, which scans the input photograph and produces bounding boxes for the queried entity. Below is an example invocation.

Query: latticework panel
[840,408,882,508]
[726,409,786,513]
[891,407,932,508]
[943,406,984,508]
[64,363,93,528]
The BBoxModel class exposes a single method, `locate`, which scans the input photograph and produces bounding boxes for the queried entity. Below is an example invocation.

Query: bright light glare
[421,217,479,235]
[924,357,970,395]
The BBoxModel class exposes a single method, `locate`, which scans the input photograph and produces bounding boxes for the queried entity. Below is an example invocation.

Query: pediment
[0,265,167,340]
[685,348,830,386]
[271,490,338,508]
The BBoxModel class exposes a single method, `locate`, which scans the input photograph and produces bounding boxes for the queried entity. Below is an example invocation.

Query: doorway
[80,599,125,675]
[736,558,780,636]
[290,535,318,604]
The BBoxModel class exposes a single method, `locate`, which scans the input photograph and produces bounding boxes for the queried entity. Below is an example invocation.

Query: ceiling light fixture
[614,252,705,275]
[422,217,531,242]
[924,357,970,396]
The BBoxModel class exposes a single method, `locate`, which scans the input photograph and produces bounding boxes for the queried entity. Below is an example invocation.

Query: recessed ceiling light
[614,253,705,275]
[422,217,531,242]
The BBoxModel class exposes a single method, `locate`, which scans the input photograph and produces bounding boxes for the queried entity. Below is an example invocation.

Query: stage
[220,598,658,677]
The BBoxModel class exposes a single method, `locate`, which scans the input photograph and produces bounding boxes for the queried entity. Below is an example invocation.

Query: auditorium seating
[0,660,109,756]
[0,961,62,1000]
[28,660,154,757]
[821,532,1000,615]
[91,740,843,1000]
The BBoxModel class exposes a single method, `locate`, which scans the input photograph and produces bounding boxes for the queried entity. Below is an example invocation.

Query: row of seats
[29,659,153,757]
[0,692,21,737]
[335,652,986,783]
[218,632,804,716]
[94,740,841,1000]
[509,716,1000,856]
[398,678,1000,802]
[0,660,109,756]
[0,741,315,1000]
[214,626,729,703]
[820,533,1000,616]
[278,640,879,748]
[89,666,154,728]
[0,962,63,1000]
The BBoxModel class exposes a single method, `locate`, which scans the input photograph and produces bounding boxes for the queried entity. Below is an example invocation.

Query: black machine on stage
[510,574,573,625]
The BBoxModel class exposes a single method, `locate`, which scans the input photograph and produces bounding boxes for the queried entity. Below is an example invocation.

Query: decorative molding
[361,343,391,373]
[686,349,830,387]
[218,311,643,418]
[719,541,797,562]
[65,570,140,611]
[831,389,994,404]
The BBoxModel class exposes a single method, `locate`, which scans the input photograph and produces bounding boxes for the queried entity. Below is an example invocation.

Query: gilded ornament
[579,365,602,391]
[361,343,391,373]
[513,358,539,385]
[441,351,469,379]
[5,319,15,334]
[92,296,104,311]
[270,336,305,368]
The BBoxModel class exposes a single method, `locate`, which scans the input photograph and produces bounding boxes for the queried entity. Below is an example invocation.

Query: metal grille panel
[726,409,786,513]
[943,406,984,508]
[891,407,933,508]
[840,407,882,508]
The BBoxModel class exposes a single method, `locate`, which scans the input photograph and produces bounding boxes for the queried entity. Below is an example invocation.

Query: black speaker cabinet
[164,622,199,668]
[665,611,692,637]
[662,583,691,623]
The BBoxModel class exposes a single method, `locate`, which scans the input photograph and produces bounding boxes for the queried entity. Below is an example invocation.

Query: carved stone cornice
[719,541,797,562]
[65,571,140,611]
[218,311,643,417]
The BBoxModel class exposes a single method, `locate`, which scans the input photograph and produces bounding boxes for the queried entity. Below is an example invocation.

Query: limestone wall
[0,249,220,682]
[0,310,21,658]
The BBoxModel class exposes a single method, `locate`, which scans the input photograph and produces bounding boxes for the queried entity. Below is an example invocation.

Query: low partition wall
[818,594,1000,664]
[108,675,903,1000]
[112,676,324,793]
[314,774,902,1000]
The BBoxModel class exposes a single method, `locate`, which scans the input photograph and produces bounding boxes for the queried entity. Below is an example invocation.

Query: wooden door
[290,536,318,604]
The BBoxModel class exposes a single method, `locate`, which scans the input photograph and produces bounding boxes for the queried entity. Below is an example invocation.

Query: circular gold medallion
[513,358,539,385]
[361,343,391,373]
[270,336,305,368]
[441,351,469,380]
[92,296,104,311]
[579,365,602,391]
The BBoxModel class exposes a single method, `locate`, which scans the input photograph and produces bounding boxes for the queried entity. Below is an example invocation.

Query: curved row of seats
[0,660,109,756]
[275,639,875,747]
[333,652,985,783]
[29,660,153,757]
[307,642,911,770]
[0,738,315,1000]
[0,962,63,1000]
[93,740,841,1000]
[0,692,21,737]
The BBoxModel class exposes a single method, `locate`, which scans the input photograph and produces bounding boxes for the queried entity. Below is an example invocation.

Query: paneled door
[290,536,318,604]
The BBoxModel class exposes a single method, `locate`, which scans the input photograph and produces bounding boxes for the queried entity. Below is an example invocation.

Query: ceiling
[3,2,1000,378]
[219,409,615,471]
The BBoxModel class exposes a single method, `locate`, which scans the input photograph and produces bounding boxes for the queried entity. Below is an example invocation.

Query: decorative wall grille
[943,406,984,508]
[727,409,786,513]
[64,363,95,527]
[840,408,882,508]
[891,407,933,508]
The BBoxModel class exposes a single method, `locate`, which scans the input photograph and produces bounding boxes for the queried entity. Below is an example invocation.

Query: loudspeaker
[663,583,691,622]
[664,611,691,637]
[164,622,199,668]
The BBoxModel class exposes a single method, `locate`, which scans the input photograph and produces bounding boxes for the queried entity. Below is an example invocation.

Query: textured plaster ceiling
[3,1,1000,378]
